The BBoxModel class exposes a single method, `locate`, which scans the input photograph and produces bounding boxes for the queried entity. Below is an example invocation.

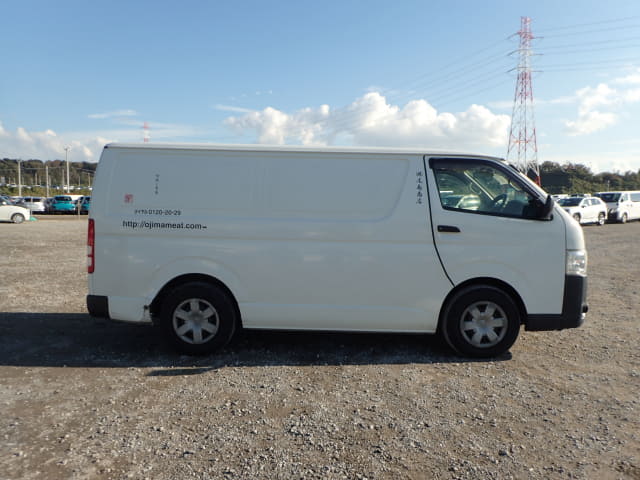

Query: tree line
[1,157,639,197]
[539,161,640,194]
[0,159,97,195]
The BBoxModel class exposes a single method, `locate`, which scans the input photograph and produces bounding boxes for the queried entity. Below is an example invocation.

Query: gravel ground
[0,216,638,480]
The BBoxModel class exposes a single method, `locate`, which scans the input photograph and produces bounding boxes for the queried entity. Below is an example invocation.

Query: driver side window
[433,161,537,219]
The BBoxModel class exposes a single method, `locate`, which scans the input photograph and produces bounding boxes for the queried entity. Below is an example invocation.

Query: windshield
[558,198,582,207]
[595,193,621,202]
[55,196,72,202]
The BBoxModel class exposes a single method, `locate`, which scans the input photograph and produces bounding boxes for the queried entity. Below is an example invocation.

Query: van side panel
[90,147,452,332]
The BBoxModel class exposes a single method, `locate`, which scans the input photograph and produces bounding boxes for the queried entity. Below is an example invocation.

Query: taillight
[87,218,95,274]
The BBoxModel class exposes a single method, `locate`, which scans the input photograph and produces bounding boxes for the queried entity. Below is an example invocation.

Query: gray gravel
[0,216,638,479]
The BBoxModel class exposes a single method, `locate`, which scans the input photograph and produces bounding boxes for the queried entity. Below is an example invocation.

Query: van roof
[104,142,503,161]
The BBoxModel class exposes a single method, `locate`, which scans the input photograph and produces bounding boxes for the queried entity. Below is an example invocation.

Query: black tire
[620,213,628,224]
[573,213,581,223]
[160,282,236,355]
[597,213,605,226]
[441,285,521,358]
[11,213,25,224]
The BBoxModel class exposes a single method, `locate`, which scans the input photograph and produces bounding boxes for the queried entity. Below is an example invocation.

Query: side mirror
[539,195,554,220]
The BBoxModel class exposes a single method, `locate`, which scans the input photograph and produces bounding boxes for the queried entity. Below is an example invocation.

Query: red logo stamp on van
[124,194,134,204]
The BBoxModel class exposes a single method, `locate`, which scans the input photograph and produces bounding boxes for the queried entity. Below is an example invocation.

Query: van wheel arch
[150,274,242,329]
[439,278,527,327]
[438,278,526,357]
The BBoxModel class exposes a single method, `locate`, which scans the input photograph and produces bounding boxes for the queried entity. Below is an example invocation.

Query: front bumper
[525,275,587,331]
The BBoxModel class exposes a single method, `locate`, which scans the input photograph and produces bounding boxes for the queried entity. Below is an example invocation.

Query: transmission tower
[506,16,540,184]
[143,122,150,143]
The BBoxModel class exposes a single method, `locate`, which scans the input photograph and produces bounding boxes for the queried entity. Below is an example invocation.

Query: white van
[594,191,640,223]
[87,144,588,357]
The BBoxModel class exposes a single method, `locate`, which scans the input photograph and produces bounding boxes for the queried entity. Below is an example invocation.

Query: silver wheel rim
[13,214,24,224]
[459,301,508,348]
[172,298,219,344]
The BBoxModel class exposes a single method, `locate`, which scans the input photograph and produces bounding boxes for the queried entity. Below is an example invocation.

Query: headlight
[566,249,587,277]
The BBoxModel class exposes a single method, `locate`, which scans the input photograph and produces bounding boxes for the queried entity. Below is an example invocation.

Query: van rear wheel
[160,282,236,355]
[441,286,521,358]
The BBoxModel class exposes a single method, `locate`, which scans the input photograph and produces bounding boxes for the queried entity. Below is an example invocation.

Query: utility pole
[46,165,50,198]
[64,146,71,193]
[17,160,22,197]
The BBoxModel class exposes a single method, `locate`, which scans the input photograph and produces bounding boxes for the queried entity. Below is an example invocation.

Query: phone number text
[133,208,182,216]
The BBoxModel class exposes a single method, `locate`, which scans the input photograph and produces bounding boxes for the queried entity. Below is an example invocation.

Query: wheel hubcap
[172,298,219,344]
[460,301,508,348]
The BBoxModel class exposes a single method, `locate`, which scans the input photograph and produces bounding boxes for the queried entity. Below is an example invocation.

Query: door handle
[437,225,460,233]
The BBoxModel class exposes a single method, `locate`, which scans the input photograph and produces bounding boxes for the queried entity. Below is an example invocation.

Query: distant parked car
[558,196,607,226]
[594,191,640,223]
[50,195,77,214]
[0,198,30,223]
[79,196,91,214]
[19,196,46,213]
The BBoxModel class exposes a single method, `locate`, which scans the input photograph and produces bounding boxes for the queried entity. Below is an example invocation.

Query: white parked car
[19,196,46,213]
[558,196,607,225]
[0,198,31,223]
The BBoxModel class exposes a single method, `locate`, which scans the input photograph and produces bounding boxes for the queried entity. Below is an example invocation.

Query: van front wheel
[441,286,521,358]
[160,282,236,355]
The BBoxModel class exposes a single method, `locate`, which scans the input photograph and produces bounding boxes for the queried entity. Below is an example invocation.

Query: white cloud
[88,109,138,119]
[565,110,618,136]
[565,73,640,137]
[214,104,257,114]
[0,118,213,162]
[613,68,640,85]
[224,92,510,150]
[0,122,109,161]
[544,151,640,174]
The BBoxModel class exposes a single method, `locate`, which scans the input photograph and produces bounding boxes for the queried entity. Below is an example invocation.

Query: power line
[222,15,640,145]
[536,15,640,33]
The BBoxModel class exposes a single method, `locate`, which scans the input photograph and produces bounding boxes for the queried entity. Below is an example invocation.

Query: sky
[1,0,639,173]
